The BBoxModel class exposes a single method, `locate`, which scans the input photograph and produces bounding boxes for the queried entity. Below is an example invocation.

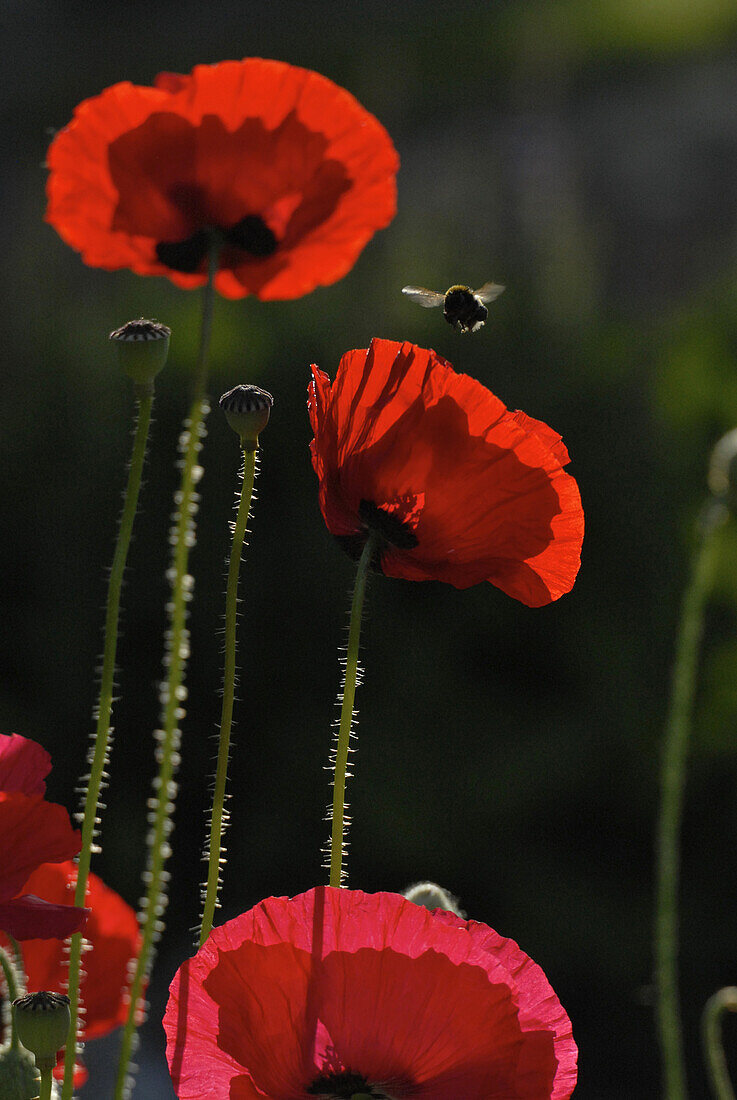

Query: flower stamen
[308,1071,390,1098]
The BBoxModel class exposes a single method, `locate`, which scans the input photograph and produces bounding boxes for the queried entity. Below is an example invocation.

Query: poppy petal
[0,894,88,940]
[0,793,81,903]
[0,734,51,795]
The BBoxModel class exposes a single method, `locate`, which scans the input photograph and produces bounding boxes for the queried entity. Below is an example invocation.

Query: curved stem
[703,987,737,1099]
[199,448,258,946]
[329,534,377,888]
[655,511,723,1099]
[61,390,154,1098]
[114,258,217,1100]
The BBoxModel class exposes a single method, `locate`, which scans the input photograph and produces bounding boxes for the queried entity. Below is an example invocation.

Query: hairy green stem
[703,987,737,1100]
[329,534,377,888]
[61,390,154,1098]
[0,945,22,1049]
[655,509,723,1099]
[114,253,217,1100]
[199,448,258,946]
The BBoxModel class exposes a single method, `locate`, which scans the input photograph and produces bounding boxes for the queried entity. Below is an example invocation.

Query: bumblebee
[402,282,505,333]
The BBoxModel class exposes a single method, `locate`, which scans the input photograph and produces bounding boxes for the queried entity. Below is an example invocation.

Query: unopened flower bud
[219,384,273,451]
[0,1043,41,1100]
[709,428,737,516]
[110,318,171,393]
[12,992,70,1073]
[403,881,465,917]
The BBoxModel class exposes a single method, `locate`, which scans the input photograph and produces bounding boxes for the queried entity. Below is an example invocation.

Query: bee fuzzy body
[443,285,488,333]
[401,280,504,333]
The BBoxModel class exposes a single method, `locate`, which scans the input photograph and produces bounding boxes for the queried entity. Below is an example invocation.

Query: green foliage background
[3,1,737,1095]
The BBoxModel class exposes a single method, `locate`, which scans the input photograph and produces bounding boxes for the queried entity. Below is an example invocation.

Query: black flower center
[226,214,278,256]
[358,501,419,550]
[334,500,420,570]
[308,1071,388,1098]
[155,230,211,273]
[155,215,277,273]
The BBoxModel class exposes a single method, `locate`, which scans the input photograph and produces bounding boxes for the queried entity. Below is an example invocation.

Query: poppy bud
[0,1043,40,1100]
[219,384,273,451]
[403,881,464,917]
[12,991,70,1073]
[110,318,171,393]
[709,428,737,515]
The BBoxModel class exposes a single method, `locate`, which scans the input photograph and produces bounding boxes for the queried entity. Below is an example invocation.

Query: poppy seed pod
[12,991,70,1072]
[709,427,737,515]
[110,318,171,393]
[219,384,273,451]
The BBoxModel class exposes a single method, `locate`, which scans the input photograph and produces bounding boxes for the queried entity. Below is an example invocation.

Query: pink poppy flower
[165,886,577,1099]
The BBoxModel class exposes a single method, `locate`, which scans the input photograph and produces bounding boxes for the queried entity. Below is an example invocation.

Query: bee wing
[401,286,446,308]
[474,282,505,303]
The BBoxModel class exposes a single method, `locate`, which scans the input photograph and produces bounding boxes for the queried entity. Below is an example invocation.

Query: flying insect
[401,282,505,333]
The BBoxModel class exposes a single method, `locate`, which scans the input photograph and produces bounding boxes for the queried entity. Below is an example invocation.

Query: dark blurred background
[3,1,737,1095]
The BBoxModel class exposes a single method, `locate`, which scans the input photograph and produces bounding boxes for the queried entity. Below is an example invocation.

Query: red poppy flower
[1,861,141,1087]
[46,59,398,300]
[164,887,576,1099]
[308,339,584,606]
[0,735,87,940]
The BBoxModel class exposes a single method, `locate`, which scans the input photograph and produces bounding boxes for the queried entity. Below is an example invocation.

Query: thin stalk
[114,252,218,1100]
[703,987,737,1100]
[655,507,723,1099]
[199,447,258,946]
[38,1068,53,1100]
[61,390,154,1097]
[329,533,377,888]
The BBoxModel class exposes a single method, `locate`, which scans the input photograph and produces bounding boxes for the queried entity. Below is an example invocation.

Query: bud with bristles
[219,384,273,451]
[110,318,171,394]
[403,881,465,917]
[0,1043,41,1100]
[12,992,70,1073]
[709,427,737,517]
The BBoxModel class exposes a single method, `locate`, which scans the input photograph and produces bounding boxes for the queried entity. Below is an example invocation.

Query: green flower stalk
[703,987,737,1100]
[115,248,218,1100]
[328,532,377,888]
[199,385,273,946]
[0,942,24,1047]
[654,431,735,1100]
[62,320,168,1098]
